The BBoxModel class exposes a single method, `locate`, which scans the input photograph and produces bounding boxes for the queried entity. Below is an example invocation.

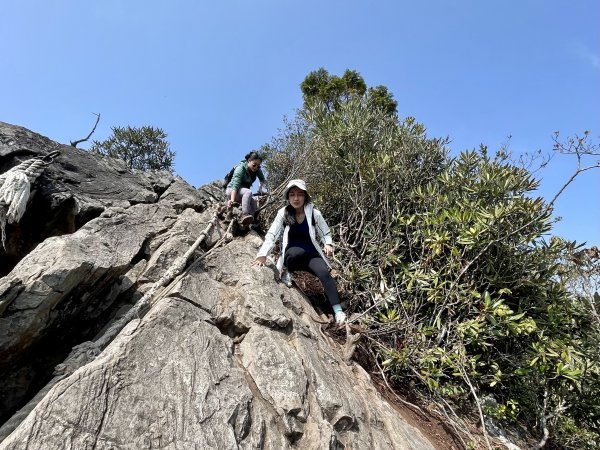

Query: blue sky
[1,1,598,246]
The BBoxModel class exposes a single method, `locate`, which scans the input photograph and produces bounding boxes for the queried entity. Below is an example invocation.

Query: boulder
[0,122,435,449]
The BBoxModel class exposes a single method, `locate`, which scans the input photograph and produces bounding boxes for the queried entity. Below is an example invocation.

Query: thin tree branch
[547,164,599,209]
[372,352,428,417]
[458,363,493,450]
[71,113,100,147]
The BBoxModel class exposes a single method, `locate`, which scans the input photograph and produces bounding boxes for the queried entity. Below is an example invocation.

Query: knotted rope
[0,151,60,249]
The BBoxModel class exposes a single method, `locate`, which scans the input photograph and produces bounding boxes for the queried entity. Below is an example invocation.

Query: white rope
[0,158,50,249]
[95,213,219,349]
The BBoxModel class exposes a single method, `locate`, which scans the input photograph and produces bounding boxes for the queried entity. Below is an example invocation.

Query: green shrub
[378,149,600,440]
[90,125,175,172]
[263,96,447,296]
[262,70,600,446]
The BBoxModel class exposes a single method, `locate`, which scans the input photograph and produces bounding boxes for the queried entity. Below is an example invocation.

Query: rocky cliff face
[0,122,436,449]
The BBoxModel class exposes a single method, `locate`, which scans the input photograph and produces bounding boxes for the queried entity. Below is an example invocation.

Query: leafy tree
[300,68,397,116]
[368,85,398,117]
[262,96,446,236]
[89,125,175,172]
[380,150,599,445]
[262,68,600,448]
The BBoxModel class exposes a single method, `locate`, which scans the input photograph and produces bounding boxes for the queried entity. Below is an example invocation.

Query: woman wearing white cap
[252,179,346,324]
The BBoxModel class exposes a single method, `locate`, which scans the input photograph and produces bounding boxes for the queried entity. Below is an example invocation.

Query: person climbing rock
[252,179,347,324]
[225,151,266,226]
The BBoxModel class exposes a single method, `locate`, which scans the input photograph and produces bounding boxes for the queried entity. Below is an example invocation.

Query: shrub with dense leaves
[263,96,447,279]
[90,125,175,172]
[261,69,600,448]
[375,150,599,446]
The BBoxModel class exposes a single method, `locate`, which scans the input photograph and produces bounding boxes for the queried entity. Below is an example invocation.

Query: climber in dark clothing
[225,151,266,226]
[252,179,346,324]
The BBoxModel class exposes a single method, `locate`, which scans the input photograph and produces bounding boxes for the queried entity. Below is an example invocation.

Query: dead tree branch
[70,113,100,147]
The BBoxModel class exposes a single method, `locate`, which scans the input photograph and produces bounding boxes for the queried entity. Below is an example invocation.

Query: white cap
[283,179,308,199]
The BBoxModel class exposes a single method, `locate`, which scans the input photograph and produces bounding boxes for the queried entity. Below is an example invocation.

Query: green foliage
[368,85,398,116]
[377,151,600,441]
[90,125,175,172]
[300,67,397,115]
[554,416,600,450]
[263,95,447,280]
[263,68,600,446]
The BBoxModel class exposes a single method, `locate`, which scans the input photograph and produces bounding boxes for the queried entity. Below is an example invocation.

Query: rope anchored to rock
[0,151,60,249]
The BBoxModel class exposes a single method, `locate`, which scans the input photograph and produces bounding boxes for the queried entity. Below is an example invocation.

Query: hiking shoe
[335,311,347,325]
[239,214,254,226]
[281,269,293,288]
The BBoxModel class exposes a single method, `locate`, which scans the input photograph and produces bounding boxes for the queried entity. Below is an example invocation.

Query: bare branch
[373,352,428,417]
[458,362,493,450]
[70,113,101,147]
[547,163,599,209]
[455,133,600,284]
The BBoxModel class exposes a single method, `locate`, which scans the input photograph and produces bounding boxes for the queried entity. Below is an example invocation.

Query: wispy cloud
[574,42,600,70]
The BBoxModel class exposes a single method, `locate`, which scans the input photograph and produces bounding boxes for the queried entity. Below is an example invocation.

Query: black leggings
[284,246,340,307]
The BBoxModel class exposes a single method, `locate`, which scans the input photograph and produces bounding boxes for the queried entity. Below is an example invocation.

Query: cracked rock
[0,121,436,449]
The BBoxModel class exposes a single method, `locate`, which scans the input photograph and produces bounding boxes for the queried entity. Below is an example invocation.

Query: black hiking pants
[284,246,340,307]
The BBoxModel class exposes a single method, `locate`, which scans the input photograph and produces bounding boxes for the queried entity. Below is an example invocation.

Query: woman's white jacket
[256,202,333,273]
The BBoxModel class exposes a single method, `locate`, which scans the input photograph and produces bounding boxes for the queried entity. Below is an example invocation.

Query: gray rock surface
[0,122,436,449]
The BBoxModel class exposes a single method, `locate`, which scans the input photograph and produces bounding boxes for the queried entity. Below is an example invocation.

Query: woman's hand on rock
[252,256,267,267]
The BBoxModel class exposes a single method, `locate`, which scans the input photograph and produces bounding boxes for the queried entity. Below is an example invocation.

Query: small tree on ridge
[90,125,175,172]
